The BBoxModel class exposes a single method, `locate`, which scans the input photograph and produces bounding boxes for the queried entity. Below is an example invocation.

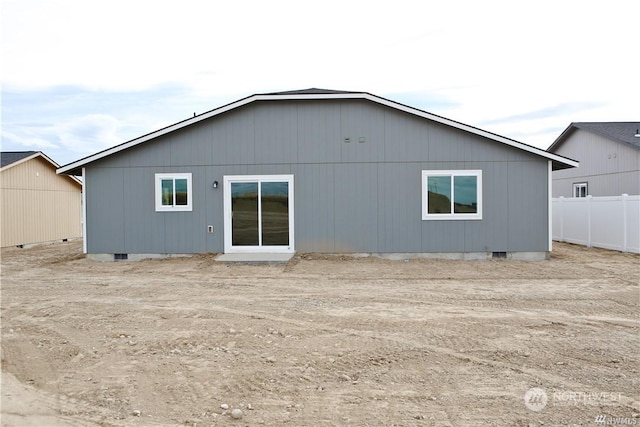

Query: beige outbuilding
[1,151,82,247]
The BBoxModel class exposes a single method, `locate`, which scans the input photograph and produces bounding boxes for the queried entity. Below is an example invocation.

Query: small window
[422,170,482,220]
[155,173,193,211]
[573,182,588,198]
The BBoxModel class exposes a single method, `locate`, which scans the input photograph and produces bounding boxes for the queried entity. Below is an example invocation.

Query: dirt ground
[1,241,638,427]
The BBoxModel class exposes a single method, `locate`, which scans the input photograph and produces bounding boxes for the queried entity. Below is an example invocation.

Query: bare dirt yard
[1,241,638,427]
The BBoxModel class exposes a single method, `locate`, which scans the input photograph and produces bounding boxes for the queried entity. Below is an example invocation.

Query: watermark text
[524,388,623,411]
[594,414,637,425]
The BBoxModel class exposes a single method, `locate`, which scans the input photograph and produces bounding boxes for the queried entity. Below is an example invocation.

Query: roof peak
[261,88,364,96]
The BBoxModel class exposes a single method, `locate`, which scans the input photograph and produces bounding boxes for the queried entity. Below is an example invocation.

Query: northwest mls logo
[524,388,548,411]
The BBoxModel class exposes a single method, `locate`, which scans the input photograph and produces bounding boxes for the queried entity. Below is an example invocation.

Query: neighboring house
[1,151,83,247]
[57,89,577,261]
[547,122,640,197]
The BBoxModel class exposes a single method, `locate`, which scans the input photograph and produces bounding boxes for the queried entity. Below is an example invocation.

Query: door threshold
[215,253,294,263]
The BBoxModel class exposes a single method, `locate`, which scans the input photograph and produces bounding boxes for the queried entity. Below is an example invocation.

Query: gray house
[58,89,577,261]
[548,122,640,197]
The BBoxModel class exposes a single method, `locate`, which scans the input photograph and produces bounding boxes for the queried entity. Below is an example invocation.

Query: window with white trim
[422,170,482,220]
[155,173,192,211]
[573,182,588,198]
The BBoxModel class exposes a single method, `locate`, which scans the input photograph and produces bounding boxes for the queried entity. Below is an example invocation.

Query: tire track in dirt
[155,302,640,412]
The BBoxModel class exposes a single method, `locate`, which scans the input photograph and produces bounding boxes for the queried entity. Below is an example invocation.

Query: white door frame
[223,175,294,253]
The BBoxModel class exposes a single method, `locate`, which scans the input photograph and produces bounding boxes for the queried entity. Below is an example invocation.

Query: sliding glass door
[224,175,294,253]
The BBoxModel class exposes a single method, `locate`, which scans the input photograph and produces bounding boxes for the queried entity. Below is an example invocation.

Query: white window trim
[421,170,482,220]
[573,182,588,198]
[155,173,193,212]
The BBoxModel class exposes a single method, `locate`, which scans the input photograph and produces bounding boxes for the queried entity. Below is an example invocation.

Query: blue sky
[2,0,638,167]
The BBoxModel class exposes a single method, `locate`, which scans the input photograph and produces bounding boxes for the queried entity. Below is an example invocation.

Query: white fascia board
[36,151,61,168]
[56,92,579,174]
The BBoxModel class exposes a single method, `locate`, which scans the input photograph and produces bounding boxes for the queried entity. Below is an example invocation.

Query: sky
[2,0,638,167]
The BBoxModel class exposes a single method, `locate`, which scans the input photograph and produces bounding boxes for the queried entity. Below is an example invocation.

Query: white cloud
[55,114,122,154]
[0,113,121,158]
[1,129,59,150]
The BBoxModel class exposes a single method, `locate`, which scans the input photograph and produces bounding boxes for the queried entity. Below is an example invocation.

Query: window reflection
[175,179,188,206]
[231,182,259,245]
[161,179,173,206]
[427,176,451,214]
[453,176,477,213]
[261,182,289,245]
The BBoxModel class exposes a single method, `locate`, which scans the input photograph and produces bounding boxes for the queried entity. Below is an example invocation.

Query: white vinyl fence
[552,194,640,253]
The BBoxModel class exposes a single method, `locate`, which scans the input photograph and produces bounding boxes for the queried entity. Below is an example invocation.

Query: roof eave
[552,158,579,171]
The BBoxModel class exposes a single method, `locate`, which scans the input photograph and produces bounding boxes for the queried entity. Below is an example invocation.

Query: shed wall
[1,157,82,247]
[84,99,550,254]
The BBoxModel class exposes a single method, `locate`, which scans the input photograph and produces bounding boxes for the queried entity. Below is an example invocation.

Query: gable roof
[1,151,82,186]
[57,88,579,175]
[548,122,640,152]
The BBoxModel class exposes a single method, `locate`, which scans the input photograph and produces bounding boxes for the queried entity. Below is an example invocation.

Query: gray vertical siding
[552,129,640,197]
[333,163,380,252]
[85,99,550,254]
[292,163,336,252]
[377,163,423,253]
[507,161,548,251]
[86,167,125,253]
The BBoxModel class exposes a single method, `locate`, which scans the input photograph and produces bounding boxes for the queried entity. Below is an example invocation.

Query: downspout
[548,161,553,253]
[82,167,87,254]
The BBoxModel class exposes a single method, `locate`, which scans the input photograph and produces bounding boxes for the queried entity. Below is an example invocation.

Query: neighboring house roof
[1,151,38,168]
[548,122,640,152]
[57,88,579,175]
[1,151,82,186]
